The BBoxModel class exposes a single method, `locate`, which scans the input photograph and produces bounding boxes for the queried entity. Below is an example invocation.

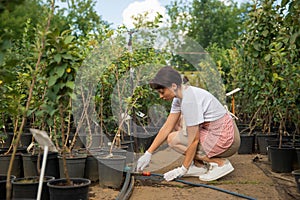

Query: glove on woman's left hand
[163,165,187,181]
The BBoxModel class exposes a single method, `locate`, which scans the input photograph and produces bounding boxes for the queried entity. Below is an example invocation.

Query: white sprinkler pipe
[30,128,57,200]
[37,145,48,200]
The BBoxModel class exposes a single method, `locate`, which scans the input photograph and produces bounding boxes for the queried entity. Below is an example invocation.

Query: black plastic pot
[267,138,299,162]
[0,133,13,148]
[12,176,55,200]
[22,152,59,178]
[266,138,280,147]
[98,155,126,189]
[58,154,87,178]
[292,169,300,193]
[8,132,32,148]
[47,178,91,200]
[238,134,255,154]
[103,146,134,164]
[84,154,99,182]
[0,174,16,200]
[256,133,277,154]
[0,153,23,178]
[134,132,157,153]
[295,148,300,170]
[102,147,127,157]
[86,147,106,156]
[124,125,160,153]
[268,145,296,173]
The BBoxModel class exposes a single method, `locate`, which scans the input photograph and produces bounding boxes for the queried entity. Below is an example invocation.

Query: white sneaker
[184,164,208,177]
[199,159,234,181]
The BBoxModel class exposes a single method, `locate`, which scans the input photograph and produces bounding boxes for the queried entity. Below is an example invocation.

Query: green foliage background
[0,0,299,147]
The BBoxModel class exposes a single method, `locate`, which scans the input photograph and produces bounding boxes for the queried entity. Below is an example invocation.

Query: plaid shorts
[176,113,240,158]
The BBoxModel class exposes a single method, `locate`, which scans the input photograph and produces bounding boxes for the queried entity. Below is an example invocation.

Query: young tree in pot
[239,0,300,172]
[92,28,171,154]
[96,65,156,188]
[41,1,110,189]
[41,27,87,184]
[76,28,170,188]
[232,0,299,155]
[2,2,56,198]
[41,30,93,200]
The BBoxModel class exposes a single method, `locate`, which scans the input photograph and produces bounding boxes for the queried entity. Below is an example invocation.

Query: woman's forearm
[147,113,181,153]
[182,125,200,168]
[147,126,170,153]
[182,139,198,168]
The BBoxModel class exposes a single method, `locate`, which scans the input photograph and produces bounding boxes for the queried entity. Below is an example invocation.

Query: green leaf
[48,75,58,87]
[53,83,63,94]
[62,54,73,60]
[26,108,36,117]
[262,30,269,37]
[264,54,271,62]
[56,66,65,78]
[64,35,75,44]
[46,90,57,101]
[70,93,76,100]
[35,110,45,117]
[275,42,283,51]
[66,81,74,89]
[54,54,61,63]
[46,118,54,126]
[49,108,57,117]
[253,42,260,51]
[41,104,57,116]
[290,31,300,44]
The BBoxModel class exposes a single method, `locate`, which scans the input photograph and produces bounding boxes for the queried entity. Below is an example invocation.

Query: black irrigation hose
[150,173,257,200]
[174,178,256,200]
[116,172,257,200]
[116,171,133,200]
[123,175,135,200]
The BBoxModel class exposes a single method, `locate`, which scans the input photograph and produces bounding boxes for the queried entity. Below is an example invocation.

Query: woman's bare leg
[195,155,226,166]
[167,131,187,155]
[167,131,226,167]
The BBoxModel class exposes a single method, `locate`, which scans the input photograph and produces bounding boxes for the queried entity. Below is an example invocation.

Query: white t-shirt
[170,86,226,126]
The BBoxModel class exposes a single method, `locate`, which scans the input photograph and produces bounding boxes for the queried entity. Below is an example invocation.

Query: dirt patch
[89,153,300,200]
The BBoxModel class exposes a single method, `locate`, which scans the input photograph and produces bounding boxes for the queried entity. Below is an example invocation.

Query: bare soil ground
[89,151,300,200]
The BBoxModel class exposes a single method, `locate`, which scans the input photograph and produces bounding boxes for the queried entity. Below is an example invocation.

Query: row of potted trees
[236,122,300,193]
[237,123,300,169]
[0,123,160,199]
[0,4,168,198]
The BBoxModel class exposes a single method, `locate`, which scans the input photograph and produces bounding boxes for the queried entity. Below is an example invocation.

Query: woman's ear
[171,83,178,91]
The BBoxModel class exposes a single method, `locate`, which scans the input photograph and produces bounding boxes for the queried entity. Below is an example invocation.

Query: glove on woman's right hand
[136,151,152,171]
[163,165,187,181]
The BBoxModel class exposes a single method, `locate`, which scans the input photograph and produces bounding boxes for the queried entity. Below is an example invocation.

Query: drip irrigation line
[116,171,257,200]
[175,177,256,200]
[151,173,256,200]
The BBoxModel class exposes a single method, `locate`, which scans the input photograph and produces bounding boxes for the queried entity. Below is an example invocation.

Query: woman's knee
[167,131,178,147]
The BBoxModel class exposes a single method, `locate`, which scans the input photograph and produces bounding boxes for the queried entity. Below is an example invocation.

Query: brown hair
[149,66,188,89]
